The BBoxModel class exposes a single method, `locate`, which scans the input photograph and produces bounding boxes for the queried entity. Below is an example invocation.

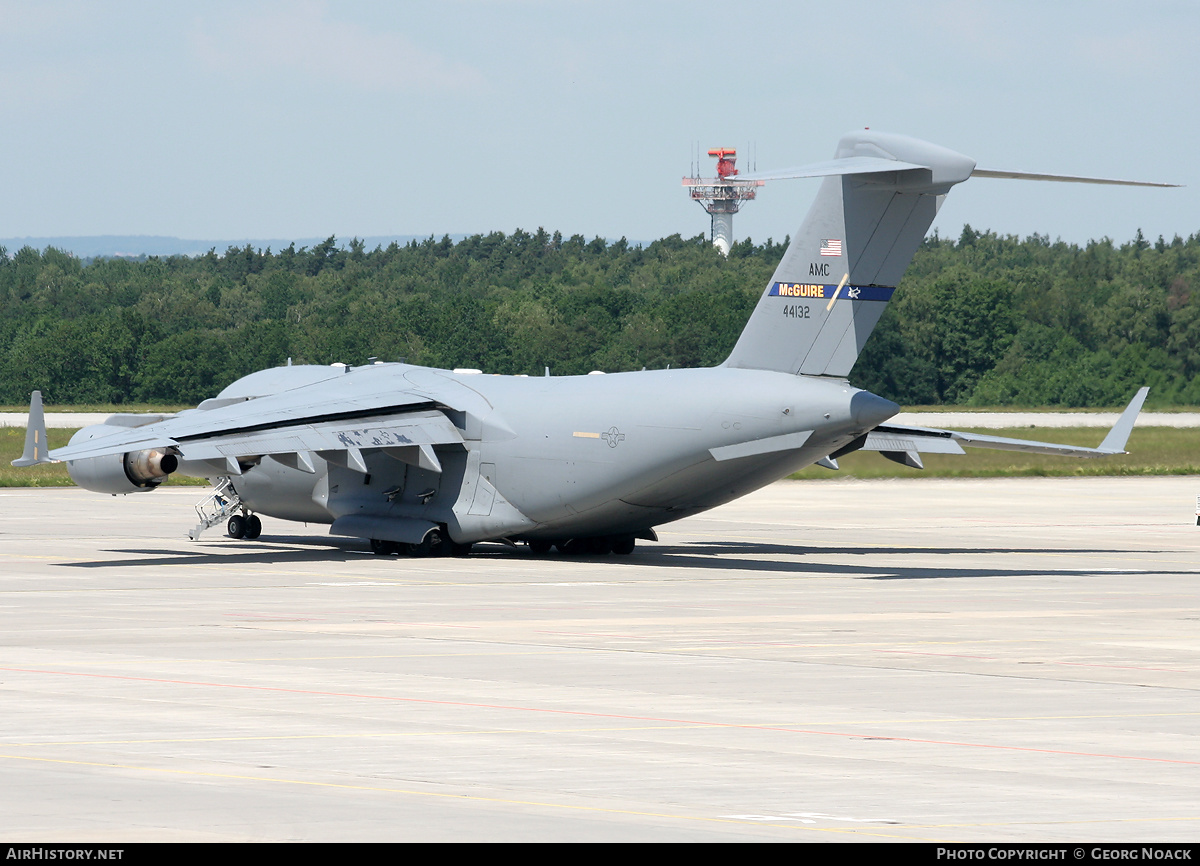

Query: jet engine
[64,424,178,494]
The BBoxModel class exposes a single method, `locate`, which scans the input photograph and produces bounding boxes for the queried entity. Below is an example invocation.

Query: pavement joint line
[3,665,1198,766]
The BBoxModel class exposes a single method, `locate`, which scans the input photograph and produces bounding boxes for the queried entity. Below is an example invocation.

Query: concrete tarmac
[1,478,1197,842]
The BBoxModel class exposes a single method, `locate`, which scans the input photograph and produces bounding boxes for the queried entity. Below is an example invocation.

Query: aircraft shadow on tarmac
[59,536,376,569]
[653,541,1189,580]
[54,536,1192,582]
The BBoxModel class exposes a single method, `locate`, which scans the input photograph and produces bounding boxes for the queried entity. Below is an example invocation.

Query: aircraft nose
[850,390,899,428]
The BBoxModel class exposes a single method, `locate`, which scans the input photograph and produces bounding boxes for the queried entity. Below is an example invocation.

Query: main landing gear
[370,527,472,558]
[227,513,262,540]
[527,535,636,556]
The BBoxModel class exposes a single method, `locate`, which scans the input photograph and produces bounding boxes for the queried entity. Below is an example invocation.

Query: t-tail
[722,130,1178,377]
[724,131,976,376]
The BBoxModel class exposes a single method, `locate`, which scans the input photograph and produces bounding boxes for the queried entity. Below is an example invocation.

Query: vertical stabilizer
[12,390,51,467]
[724,132,975,376]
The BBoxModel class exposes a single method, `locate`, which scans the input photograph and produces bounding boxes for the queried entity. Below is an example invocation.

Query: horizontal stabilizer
[971,168,1180,188]
[736,156,929,182]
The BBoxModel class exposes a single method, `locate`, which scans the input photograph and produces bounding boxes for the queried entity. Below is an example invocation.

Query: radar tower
[682,147,764,255]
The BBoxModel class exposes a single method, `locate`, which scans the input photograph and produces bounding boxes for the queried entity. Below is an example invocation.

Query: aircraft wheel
[588,537,613,555]
[244,515,262,540]
[612,536,636,555]
[448,541,473,557]
[408,529,441,558]
[528,540,552,555]
[227,515,246,539]
[559,539,587,556]
[370,538,393,555]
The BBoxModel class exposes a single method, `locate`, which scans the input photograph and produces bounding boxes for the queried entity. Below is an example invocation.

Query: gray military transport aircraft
[14,131,1169,557]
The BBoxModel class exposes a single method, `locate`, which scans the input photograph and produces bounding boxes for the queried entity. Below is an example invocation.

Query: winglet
[1098,387,1150,453]
[12,391,52,467]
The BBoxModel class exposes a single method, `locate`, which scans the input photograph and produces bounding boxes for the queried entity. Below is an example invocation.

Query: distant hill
[0,235,463,259]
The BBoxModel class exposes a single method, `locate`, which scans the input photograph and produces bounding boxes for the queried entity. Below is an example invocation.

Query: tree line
[0,225,1197,407]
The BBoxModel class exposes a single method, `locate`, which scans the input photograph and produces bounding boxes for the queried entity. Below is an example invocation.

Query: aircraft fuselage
[223,364,898,544]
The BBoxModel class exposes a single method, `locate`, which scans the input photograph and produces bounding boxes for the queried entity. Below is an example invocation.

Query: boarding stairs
[188,477,243,540]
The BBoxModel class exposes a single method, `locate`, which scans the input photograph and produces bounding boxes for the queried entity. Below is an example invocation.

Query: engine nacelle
[65,424,178,494]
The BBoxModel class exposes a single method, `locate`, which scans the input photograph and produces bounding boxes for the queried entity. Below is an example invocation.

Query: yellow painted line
[0,752,916,839]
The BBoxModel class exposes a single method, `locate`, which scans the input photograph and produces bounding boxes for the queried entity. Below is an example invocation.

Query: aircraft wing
[45,368,463,474]
[856,387,1149,469]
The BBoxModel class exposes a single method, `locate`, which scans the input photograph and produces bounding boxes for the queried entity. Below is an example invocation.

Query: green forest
[1,225,1198,408]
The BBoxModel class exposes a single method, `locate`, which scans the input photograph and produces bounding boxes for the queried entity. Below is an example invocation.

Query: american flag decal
[820,238,843,257]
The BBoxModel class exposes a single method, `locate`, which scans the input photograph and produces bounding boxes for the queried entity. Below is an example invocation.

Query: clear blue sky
[2,0,1194,248]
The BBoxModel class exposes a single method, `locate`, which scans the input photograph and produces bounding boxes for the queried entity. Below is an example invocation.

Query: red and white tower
[682,147,764,255]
